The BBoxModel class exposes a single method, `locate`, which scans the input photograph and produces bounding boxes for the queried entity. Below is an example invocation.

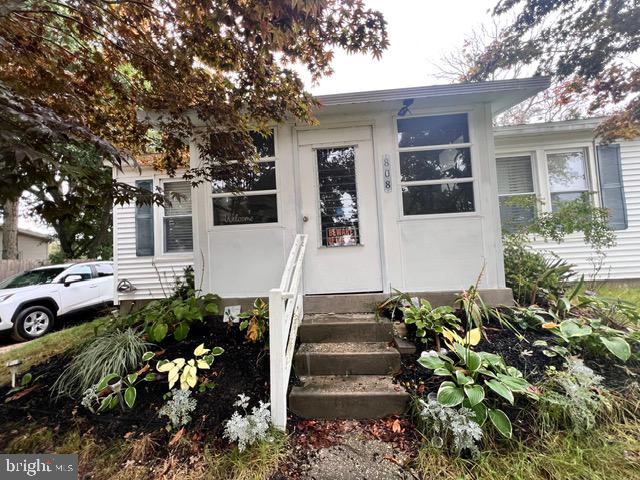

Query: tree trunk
[2,198,19,259]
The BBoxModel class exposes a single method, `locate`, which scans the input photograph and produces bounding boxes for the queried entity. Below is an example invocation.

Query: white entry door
[298,126,383,294]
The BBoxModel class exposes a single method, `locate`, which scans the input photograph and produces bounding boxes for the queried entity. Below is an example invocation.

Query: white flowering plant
[223,393,272,452]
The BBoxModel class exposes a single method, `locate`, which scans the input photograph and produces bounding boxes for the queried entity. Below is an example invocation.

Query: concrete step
[299,313,393,343]
[293,342,401,376]
[289,375,409,419]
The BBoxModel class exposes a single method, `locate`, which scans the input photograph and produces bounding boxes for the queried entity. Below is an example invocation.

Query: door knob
[302,215,309,223]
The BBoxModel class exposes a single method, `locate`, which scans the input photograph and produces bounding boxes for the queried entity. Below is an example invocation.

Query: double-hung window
[163,181,193,253]
[546,150,589,211]
[211,131,278,226]
[496,155,536,229]
[397,113,475,216]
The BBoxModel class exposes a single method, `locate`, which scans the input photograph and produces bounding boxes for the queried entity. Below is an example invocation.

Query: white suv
[0,261,114,341]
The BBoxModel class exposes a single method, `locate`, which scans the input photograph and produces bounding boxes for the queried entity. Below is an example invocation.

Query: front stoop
[289,312,409,420]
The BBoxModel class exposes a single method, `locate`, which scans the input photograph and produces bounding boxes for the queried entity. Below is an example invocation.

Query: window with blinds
[597,144,627,230]
[135,179,154,256]
[496,155,536,229]
[163,181,193,253]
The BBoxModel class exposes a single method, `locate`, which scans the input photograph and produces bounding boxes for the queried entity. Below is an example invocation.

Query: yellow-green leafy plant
[156,343,224,390]
[402,299,461,350]
[239,298,269,343]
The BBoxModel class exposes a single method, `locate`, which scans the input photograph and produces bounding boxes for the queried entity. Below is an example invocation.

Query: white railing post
[269,287,287,430]
[269,234,308,431]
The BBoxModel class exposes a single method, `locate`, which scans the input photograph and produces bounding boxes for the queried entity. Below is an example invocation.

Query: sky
[17,0,498,234]
[302,0,497,95]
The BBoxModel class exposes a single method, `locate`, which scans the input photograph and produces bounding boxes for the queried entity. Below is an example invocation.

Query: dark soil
[0,317,269,443]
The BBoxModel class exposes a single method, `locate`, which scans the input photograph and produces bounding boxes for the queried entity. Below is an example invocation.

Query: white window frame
[543,146,595,212]
[394,110,477,219]
[210,129,280,228]
[496,153,538,223]
[159,178,194,256]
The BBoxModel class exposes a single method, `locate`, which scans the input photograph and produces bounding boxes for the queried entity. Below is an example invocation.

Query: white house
[494,118,640,281]
[112,77,551,307]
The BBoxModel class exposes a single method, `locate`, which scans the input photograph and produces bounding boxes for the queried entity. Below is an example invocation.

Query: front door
[298,126,383,294]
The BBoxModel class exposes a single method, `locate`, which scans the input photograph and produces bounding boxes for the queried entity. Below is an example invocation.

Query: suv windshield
[0,268,66,289]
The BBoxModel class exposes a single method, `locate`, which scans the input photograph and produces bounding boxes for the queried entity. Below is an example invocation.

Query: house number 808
[383,154,392,193]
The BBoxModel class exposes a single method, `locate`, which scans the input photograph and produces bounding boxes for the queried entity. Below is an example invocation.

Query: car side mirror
[64,274,83,287]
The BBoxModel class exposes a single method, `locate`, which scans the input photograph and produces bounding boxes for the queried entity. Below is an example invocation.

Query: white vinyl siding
[495,125,640,281]
[113,171,193,303]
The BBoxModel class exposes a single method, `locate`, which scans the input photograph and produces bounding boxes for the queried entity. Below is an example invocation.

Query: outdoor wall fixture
[397,98,414,116]
[6,359,22,388]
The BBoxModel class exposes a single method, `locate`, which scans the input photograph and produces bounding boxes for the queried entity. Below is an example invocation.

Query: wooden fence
[0,259,50,282]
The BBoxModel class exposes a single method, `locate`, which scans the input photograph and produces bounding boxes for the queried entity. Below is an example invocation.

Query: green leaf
[124,387,137,409]
[211,346,224,356]
[600,336,631,362]
[559,320,592,338]
[485,379,514,404]
[489,409,512,439]
[126,373,138,385]
[464,384,485,407]
[466,350,482,371]
[418,353,446,370]
[20,373,32,386]
[470,402,488,426]
[174,323,190,341]
[151,323,168,342]
[205,302,218,314]
[532,340,548,347]
[143,373,157,382]
[454,371,473,385]
[433,368,452,377]
[98,393,115,412]
[97,373,120,391]
[437,381,465,407]
[142,352,155,362]
[496,374,530,392]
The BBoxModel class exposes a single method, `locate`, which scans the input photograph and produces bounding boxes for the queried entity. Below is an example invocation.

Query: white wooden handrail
[269,234,308,430]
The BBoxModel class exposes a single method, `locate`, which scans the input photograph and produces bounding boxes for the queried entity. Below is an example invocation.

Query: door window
[316,146,360,247]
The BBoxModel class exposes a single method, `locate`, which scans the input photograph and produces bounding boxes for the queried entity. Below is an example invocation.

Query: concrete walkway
[301,433,417,480]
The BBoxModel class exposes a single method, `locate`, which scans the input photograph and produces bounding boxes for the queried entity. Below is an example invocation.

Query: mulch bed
[0,317,269,444]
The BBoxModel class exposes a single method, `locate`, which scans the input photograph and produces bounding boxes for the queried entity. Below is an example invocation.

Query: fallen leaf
[168,427,185,447]
[391,419,402,433]
[4,385,42,403]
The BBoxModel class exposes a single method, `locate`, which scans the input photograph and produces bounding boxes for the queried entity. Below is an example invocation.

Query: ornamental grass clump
[52,328,150,398]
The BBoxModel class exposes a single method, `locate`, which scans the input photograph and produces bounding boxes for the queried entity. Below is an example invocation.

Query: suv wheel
[12,306,54,341]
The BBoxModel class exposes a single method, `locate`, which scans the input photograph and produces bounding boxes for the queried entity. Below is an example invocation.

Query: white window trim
[209,129,281,229]
[543,146,595,212]
[495,153,538,227]
[393,110,477,220]
[156,177,194,258]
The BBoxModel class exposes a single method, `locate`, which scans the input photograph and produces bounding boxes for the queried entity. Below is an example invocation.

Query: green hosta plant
[83,352,158,413]
[157,343,224,390]
[402,299,461,349]
[418,344,538,439]
[548,318,632,362]
[128,293,219,343]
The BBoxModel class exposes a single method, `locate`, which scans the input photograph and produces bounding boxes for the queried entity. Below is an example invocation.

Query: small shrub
[239,298,269,343]
[172,266,195,300]
[536,358,611,436]
[223,394,272,452]
[158,389,198,430]
[415,396,483,457]
[503,233,574,305]
[376,289,414,320]
[402,299,461,349]
[52,328,150,398]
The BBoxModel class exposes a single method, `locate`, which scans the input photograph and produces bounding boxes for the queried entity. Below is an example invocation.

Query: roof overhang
[314,76,551,117]
[494,117,605,138]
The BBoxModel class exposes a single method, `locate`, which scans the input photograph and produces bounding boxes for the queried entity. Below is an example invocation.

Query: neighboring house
[0,227,50,261]
[494,118,640,281]
[112,77,550,307]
